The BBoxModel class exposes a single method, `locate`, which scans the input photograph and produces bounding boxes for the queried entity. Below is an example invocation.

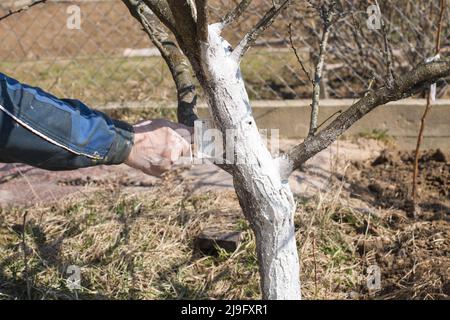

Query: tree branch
[165,0,202,68]
[434,0,446,54]
[195,0,209,42]
[142,0,177,35]
[124,1,168,55]
[232,0,292,61]
[220,0,253,29]
[375,0,395,87]
[123,0,198,126]
[165,1,198,42]
[288,23,312,84]
[288,60,450,172]
[0,0,46,22]
[292,1,342,137]
[309,24,331,136]
[307,1,347,136]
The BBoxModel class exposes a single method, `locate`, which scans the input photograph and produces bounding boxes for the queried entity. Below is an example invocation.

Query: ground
[0,137,448,300]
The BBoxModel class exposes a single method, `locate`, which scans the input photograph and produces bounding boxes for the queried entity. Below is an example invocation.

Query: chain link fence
[0,0,448,107]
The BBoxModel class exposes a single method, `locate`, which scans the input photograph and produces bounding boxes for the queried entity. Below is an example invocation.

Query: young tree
[122,0,450,299]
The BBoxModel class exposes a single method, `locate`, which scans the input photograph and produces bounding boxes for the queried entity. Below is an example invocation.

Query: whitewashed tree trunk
[123,0,450,301]
[198,24,301,299]
[235,181,300,299]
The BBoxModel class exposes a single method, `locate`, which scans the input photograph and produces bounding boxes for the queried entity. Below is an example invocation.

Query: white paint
[198,24,301,299]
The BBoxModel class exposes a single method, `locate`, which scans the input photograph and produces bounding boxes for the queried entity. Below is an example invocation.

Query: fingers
[175,127,194,144]
[166,133,192,166]
[125,119,194,177]
[133,119,194,144]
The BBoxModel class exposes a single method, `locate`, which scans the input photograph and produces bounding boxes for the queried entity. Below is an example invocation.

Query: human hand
[124,119,193,176]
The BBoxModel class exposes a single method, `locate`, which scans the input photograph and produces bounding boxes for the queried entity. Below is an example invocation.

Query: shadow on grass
[0,221,111,300]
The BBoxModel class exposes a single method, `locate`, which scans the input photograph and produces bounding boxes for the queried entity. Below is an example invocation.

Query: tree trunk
[235,180,301,299]
[198,24,301,299]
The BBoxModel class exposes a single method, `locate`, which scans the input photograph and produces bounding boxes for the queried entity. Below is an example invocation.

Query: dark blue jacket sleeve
[0,73,134,170]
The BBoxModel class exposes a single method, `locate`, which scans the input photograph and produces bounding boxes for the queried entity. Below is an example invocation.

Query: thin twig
[0,0,46,22]
[301,1,342,137]
[375,0,395,87]
[434,0,445,54]
[232,0,291,61]
[412,92,432,204]
[312,233,318,298]
[412,0,446,209]
[316,109,342,131]
[21,212,32,300]
[288,23,312,84]
[309,23,331,136]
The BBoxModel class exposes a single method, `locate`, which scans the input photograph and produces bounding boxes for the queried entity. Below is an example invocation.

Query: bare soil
[341,149,449,299]
[346,149,449,219]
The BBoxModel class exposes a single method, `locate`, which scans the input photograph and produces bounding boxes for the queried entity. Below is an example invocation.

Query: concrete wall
[99,99,450,150]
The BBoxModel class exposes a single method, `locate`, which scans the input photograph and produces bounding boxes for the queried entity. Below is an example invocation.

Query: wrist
[103,119,135,165]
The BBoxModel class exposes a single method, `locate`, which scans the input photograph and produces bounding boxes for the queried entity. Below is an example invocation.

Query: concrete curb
[97,99,450,150]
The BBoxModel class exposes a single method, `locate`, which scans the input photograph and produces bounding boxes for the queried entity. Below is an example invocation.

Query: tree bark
[123,0,198,126]
[197,24,301,299]
[235,180,300,299]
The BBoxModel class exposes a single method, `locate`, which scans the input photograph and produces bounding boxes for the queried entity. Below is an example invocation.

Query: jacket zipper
[0,104,102,160]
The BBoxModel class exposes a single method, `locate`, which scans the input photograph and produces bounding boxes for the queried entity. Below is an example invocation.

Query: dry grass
[0,175,447,300]
[0,183,260,300]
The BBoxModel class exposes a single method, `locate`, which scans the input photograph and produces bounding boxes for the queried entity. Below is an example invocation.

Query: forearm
[0,73,134,170]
